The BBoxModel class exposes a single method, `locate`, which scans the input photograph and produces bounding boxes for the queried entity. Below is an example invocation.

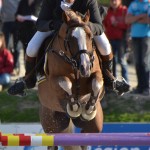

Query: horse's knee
[92,78,103,97]
[58,76,72,95]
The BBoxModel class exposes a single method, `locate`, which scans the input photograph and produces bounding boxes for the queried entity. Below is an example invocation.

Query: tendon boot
[7,56,37,96]
[101,53,130,96]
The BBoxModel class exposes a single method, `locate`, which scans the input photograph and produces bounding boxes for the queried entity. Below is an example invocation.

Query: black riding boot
[7,56,37,96]
[101,53,130,95]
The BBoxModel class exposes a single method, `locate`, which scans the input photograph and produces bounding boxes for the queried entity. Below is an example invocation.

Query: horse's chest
[38,76,92,112]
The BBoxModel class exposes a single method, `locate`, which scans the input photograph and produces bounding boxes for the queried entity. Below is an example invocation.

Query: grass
[0,89,150,123]
[0,89,40,123]
[102,93,150,122]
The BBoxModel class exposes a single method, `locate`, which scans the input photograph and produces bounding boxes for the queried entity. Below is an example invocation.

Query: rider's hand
[16,15,25,22]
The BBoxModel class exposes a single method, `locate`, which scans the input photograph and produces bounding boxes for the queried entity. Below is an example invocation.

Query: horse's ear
[62,11,70,23]
[83,10,90,23]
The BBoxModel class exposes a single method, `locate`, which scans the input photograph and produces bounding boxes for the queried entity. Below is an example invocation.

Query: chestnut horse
[37,10,105,150]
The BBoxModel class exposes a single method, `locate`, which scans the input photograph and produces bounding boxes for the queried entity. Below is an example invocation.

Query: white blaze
[72,27,90,67]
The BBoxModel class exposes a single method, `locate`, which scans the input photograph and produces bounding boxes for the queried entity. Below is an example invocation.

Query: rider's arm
[36,0,56,32]
[87,0,104,35]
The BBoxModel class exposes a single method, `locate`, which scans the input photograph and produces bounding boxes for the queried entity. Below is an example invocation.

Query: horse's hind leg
[72,103,103,150]
[39,104,71,150]
[62,120,84,150]
[48,146,58,150]
[62,146,83,150]
[48,146,83,150]
[39,104,71,133]
[72,102,103,133]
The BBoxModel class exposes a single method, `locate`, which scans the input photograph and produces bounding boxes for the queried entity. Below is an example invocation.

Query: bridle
[52,26,94,70]
[49,24,95,100]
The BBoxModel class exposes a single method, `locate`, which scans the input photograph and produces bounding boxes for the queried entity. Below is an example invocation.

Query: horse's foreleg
[58,76,82,118]
[81,72,104,121]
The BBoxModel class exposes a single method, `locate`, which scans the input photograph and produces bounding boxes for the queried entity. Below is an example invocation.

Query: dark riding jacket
[36,0,104,35]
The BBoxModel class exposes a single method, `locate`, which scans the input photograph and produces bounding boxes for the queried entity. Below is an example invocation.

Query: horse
[37,9,105,150]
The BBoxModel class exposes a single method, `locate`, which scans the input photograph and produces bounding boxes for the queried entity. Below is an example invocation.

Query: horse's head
[59,10,94,77]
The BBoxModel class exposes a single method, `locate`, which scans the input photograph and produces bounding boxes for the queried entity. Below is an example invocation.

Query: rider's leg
[7,31,52,96]
[94,32,130,95]
[24,55,36,88]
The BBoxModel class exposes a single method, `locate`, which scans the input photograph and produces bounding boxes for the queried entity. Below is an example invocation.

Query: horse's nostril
[80,65,85,75]
[81,65,84,72]
[90,64,92,70]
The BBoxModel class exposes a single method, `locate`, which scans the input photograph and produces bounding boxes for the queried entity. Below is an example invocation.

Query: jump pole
[0,132,150,146]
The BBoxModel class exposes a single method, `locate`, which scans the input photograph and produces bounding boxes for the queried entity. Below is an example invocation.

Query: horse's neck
[58,23,67,39]
[53,34,65,51]
[52,24,68,52]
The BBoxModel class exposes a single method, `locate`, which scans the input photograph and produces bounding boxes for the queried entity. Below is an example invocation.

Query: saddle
[36,32,56,76]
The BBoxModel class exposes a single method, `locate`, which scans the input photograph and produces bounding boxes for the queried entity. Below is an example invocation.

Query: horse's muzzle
[79,65,91,77]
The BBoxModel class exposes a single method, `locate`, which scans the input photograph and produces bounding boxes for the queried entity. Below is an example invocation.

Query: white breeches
[94,32,112,56]
[27,31,112,57]
[26,31,53,57]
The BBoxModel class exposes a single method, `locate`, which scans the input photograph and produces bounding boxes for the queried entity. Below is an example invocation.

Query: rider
[8,0,130,96]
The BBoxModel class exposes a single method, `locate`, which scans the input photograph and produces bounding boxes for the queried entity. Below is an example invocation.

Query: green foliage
[0,90,39,123]
[98,0,109,6]
[102,93,150,122]
[104,113,150,122]
[0,89,150,122]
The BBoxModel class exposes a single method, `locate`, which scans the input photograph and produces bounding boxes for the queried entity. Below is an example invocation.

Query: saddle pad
[37,75,47,85]
[44,52,49,76]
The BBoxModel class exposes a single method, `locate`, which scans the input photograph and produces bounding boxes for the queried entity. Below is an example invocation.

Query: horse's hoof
[81,104,97,121]
[66,103,82,118]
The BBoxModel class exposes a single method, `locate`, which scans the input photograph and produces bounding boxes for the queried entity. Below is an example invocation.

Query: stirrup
[112,78,130,96]
[7,78,27,97]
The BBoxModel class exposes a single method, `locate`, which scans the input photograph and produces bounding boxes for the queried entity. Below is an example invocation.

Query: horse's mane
[62,9,89,27]
[61,9,92,39]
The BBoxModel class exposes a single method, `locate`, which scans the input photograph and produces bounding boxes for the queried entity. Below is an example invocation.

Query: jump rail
[0,132,150,146]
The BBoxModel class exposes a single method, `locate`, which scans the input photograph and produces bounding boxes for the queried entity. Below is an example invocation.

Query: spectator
[103,0,129,82]
[15,0,41,55]
[122,0,133,7]
[0,32,14,89]
[8,0,130,96]
[0,0,2,13]
[0,0,2,30]
[125,0,150,96]
[1,0,20,74]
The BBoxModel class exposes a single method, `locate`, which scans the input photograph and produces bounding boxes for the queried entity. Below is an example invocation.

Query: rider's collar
[61,0,74,11]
